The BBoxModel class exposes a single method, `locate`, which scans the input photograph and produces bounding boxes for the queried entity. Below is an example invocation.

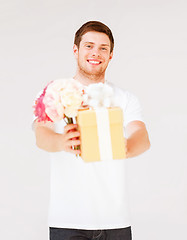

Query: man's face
[73,31,113,79]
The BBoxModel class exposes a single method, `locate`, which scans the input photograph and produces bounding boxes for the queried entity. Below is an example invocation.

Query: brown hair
[74,21,114,53]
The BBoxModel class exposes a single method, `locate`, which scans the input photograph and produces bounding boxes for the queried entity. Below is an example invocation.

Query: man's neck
[73,72,106,86]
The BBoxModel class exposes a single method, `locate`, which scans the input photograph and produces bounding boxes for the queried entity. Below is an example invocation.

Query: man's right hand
[34,120,81,154]
[62,124,81,154]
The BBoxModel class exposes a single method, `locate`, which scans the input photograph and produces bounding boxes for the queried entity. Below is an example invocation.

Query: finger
[67,131,80,140]
[67,139,81,146]
[64,124,78,133]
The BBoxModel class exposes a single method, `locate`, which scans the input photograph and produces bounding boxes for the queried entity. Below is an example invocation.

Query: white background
[0,0,187,239]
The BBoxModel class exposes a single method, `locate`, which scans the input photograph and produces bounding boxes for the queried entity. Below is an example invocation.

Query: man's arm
[33,120,81,154]
[125,120,150,158]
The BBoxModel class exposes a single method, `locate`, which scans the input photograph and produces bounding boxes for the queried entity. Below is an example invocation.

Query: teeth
[89,60,100,64]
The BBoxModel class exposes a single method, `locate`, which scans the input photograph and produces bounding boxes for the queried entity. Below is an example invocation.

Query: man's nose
[91,48,100,57]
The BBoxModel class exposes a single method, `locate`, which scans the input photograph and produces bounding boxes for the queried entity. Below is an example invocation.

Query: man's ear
[73,44,79,59]
[109,51,113,61]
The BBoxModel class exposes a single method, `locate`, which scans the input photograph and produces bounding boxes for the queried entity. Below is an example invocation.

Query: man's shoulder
[107,81,133,99]
[107,81,142,111]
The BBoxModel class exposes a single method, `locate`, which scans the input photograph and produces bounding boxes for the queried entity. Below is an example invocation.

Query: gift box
[77,107,126,162]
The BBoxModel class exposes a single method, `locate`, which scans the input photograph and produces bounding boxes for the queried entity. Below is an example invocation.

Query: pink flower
[43,92,65,121]
[33,85,52,122]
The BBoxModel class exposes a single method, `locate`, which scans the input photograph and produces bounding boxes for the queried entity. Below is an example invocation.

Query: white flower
[85,82,117,108]
[60,87,83,117]
[43,78,84,120]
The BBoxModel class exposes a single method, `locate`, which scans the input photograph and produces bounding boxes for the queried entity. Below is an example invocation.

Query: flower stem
[66,116,80,155]
[67,117,73,124]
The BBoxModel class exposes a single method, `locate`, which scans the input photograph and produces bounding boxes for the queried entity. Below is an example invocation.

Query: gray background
[0,0,187,239]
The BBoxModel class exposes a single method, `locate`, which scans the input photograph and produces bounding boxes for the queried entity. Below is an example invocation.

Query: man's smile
[87,59,102,65]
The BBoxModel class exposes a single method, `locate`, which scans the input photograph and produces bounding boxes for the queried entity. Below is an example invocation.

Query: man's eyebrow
[83,42,110,47]
[83,42,94,45]
[100,44,110,46]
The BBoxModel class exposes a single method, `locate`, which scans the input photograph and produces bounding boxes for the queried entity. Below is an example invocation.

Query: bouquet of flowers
[33,78,85,124]
[33,79,116,123]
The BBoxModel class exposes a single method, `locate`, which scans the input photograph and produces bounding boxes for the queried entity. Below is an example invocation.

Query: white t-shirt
[34,80,144,230]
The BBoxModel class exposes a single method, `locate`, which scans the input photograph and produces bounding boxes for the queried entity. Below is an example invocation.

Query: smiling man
[73,30,113,84]
[34,21,150,240]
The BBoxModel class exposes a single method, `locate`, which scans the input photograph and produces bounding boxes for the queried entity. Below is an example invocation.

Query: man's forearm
[35,126,63,152]
[126,128,150,158]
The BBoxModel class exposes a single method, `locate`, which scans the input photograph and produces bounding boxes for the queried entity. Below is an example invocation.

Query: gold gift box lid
[78,107,123,126]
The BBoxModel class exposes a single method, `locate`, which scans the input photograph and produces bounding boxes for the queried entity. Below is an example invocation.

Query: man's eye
[86,45,91,48]
[101,48,107,51]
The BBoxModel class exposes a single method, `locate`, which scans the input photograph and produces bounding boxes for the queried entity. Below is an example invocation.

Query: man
[34,21,150,240]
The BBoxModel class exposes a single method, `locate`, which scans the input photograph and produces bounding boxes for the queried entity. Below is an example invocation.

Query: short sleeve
[123,92,144,127]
